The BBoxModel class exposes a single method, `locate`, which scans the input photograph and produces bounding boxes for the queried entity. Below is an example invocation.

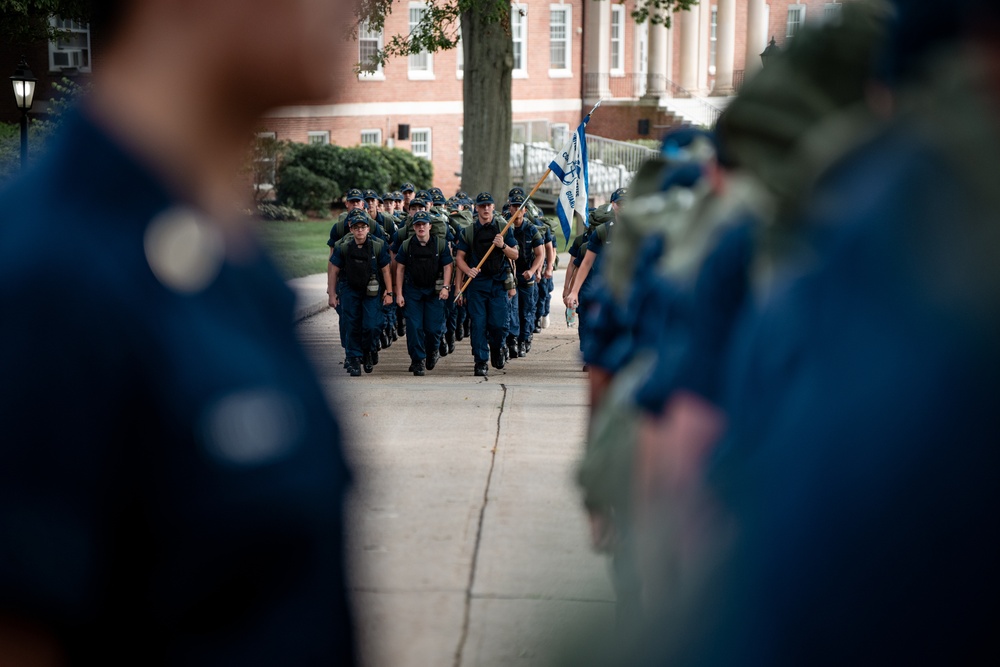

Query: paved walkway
[291,270,615,667]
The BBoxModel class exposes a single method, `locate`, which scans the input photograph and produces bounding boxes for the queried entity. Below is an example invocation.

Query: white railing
[510,135,657,204]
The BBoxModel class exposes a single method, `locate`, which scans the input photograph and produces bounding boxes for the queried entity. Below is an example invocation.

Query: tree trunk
[460,10,512,201]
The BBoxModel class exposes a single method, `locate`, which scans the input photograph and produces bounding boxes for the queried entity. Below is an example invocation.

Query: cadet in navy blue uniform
[0,0,356,663]
[455,192,519,376]
[505,193,545,357]
[565,189,625,363]
[394,212,454,375]
[329,211,393,376]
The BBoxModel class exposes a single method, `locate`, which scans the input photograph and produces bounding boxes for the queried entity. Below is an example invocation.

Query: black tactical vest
[406,238,439,289]
[473,221,505,276]
[344,240,374,292]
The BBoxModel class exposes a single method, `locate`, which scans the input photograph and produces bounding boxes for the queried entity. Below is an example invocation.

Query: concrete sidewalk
[293,267,616,667]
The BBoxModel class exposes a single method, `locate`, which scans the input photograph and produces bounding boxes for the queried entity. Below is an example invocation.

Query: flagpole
[455,100,604,299]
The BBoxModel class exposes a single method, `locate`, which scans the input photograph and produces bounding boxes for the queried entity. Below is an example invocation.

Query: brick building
[4,2,853,195]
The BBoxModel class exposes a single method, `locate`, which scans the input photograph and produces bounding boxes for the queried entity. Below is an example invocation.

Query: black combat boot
[445,329,456,354]
[412,358,426,376]
[348,357,362,377]
[474,361,488,377]
[362,351,374,374]
[426,348,440,371]
[490,342,505,370]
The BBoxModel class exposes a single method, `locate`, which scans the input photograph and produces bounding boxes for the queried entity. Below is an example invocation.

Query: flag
[548,115,591,249]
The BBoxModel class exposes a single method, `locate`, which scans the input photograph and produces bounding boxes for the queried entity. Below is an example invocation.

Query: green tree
[356,0,697,198]
[0,0,92,43]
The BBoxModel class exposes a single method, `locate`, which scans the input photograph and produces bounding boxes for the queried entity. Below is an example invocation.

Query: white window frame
[358,20,385,80]
[408,3,435,80]
[610,5,626,76]
[255,131,278,191]
[823,3,842,22]
[511,4,528,79]
[786,5,806,38]
[709,6,718,76]
[410,128,432,160]
[550,123,570,149]
[458,127,464,174]
[48,17,91,73]
[360,129,383,146]
[548,4,573,78]
[456,27,464,79]
[307,131,330,145]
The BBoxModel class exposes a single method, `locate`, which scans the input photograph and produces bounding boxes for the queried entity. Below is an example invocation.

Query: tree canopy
[0,0,92,43]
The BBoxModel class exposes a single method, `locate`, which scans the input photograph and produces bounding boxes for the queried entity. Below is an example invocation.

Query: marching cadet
[563,201,615,361]
[505,192,546,357]
[455,192,519,376]
[329,188,387,245]
[400,182,416,210]
[363,189,398,348]
[508,187,558,332]
[328,209,394,377]
[394,211,454,376]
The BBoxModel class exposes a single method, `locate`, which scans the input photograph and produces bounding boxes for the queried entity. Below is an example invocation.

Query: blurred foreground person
[641,1,1000,664]
[0,0,356,664]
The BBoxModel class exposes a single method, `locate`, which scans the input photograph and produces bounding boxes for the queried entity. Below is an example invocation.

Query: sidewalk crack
[453,383,508,667]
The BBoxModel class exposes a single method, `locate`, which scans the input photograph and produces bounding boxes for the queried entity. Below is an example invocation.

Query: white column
[713,0,737,94]
[744,0,768,77]
[646,12,667,97]
[665,19,674,93]
[584,0,612,99]
[697,0,712,93]
[678,5,699,92]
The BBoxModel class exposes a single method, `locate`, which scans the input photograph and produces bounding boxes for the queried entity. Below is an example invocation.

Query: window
[254,132,277,190]
[408,4,434,79]
[361,129,382,146]
[456,28,464,78]
[786,5,806,38]
[308,131,330,145]
[512,5,528,77]
[709,7,718,75]
[823,3,842,22]
[610,5,625,75]
[551,123,569,149]
[458,127,464,173]
[410,129,431,160]
[358,21,384,78]
[549,5,572,75]
[48,17,91,72]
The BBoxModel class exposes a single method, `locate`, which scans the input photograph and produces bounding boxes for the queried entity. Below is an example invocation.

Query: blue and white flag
[548,114,592,248]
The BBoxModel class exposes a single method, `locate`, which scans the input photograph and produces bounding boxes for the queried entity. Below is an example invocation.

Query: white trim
[410,127,432,160]
[548,4,573,76]
[268,98,583,118]
[408,3,434,78]
[511,3,528,78]
[358,20,384,79]
[786,4,806,38]
[610,5,626,75]
[456,27,464,79]
[48,17,91,73]
[307,130,331,145]
[360,129,383,146]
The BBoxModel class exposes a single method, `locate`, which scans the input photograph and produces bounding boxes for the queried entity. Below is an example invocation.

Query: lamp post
[760,37,781,68]
[10,56,37,170]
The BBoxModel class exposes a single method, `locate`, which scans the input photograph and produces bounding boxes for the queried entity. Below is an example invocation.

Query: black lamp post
[760,37,781,68]
[10,56,37,170]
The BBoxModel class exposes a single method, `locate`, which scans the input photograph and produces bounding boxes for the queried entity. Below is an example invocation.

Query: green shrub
[257,202,305,221]
[276,142,433,203]
[275,164,339,213]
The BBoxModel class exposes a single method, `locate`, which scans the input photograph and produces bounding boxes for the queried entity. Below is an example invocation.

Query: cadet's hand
[492,234,505,248]
[329,293,339,308]
[564,292,578,309]
[382,293,393,306]
[396,294,405,308]
[438,288,449,301]
[544,269,553,279]
[455,293,466,306]
[467,267,480,279]
[507,288,516,298]
[522,270,533,281]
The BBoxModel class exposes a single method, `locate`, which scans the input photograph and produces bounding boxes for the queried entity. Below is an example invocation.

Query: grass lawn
[259,218,334,279]
[259,212,577,280]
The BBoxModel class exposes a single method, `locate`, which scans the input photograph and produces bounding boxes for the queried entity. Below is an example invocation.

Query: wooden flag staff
[455,100,602,299]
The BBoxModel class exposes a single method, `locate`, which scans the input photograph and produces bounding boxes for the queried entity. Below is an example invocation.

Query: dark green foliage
[275,164,339,213]
[277,143,433,206]
[257,203,305,221]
